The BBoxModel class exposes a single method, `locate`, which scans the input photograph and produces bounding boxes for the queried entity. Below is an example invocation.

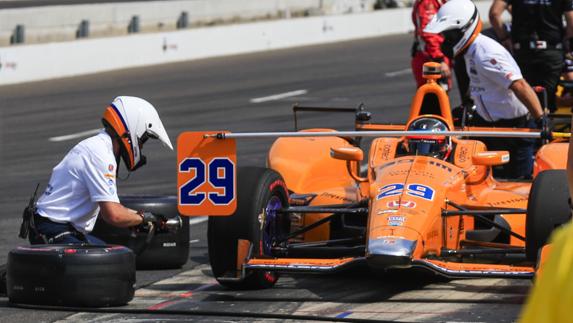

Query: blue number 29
[377,183,434,201]
[179,157,235,205]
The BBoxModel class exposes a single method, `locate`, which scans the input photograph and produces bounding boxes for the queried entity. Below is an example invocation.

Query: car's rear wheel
[208,166,290,289]
[526,170,571,262]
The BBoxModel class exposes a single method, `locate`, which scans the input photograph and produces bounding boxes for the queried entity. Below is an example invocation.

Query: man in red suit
[411,0,452,89]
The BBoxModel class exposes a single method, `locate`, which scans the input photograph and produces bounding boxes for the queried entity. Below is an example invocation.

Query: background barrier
[0,1,494,86]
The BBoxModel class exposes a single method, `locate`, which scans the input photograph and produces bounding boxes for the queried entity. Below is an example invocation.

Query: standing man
[411,0,451,89]
[22,96,173,245]
[489,0,573,112]
[425,0,545,179]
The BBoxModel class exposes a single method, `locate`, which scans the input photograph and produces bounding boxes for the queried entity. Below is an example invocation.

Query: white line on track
[250,89,307,103]
[49,128,101,142]
[189,217,208,226]
[385,68,411,78]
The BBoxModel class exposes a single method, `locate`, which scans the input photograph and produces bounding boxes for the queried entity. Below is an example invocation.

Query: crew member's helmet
[406,116,452,160]
[102,96,173,171]
[424,0,482,57]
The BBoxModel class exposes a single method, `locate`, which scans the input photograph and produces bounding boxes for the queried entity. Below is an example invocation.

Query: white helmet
[102,96,173,171]
[424,0,482,57]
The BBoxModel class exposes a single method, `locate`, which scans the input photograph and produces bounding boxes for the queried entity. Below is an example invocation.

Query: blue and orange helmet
[102,96,173,171]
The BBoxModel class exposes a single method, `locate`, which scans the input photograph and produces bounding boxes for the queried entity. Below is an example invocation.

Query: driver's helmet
[406,116,452,160]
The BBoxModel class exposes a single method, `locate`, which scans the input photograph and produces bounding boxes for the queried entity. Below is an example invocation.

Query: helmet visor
[409,139,446,158]
[440,29,464,57]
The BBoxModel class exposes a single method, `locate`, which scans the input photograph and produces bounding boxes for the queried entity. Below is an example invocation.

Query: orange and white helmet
[102,96,173,171]
[424,0,482,57]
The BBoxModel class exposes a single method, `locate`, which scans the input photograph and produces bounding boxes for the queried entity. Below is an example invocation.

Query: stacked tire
[92,195,190,269]
[7,245,135,307]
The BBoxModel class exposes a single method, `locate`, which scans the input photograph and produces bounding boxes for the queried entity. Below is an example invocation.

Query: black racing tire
[208,166,290,290]
[526,170,571,262]
[91,195,190,269]
[7,244,135,307]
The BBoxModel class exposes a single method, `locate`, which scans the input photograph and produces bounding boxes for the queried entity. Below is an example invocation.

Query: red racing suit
[411,0,451,88]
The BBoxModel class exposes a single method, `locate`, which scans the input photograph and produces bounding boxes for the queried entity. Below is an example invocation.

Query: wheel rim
[262,195,284,256]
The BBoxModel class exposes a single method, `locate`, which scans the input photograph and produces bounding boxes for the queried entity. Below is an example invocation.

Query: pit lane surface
[0,33,531,322]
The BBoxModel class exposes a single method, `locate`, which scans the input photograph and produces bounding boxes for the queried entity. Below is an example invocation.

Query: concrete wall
[0,1,493,86]
[0,0,377,45]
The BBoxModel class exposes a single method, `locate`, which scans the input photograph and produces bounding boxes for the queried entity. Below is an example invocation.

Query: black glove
[535,115,548,129]
[535,115,552,140]
[138,212,166,229]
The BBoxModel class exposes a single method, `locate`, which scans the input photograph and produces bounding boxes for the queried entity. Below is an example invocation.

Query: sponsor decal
[0,54,17,72]
[377,209,398,214]
[108,164,114,172]
[429,160,452,172]
[269,179,287,194]
[104,173,115,179]
[382,239,397,245]
[457,146,468,163]
[387,215,405,226]
[387,200,417,208]
[490,58,497,65]
[320,192,354,203]
[44,184,53,196]
[502,154,510,162]
[381,144,393,160]
[162,242,177,247]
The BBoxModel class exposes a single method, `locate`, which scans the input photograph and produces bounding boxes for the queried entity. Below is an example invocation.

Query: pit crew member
[425,0,545,179]
[21,96,173,245]
[411,0,451,90]
[489,0,573,112]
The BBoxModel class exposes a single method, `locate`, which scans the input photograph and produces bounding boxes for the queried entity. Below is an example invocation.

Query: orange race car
[177,63,571,289]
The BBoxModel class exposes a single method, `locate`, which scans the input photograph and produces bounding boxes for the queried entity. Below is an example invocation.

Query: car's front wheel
[526,170,571,262]
[208,166,290,289]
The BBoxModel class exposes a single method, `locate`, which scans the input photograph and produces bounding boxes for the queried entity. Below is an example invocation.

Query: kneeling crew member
[26,96,173,245]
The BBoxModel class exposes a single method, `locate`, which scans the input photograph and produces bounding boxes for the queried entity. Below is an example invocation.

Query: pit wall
[0,1,494,86]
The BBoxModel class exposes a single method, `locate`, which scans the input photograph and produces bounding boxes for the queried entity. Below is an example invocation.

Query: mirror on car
[472,151,510,166]
[330,146,364,161]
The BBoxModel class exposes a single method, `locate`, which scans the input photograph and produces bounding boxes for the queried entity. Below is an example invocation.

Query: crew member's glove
[535,115,548,129]
[535,115,552,140]
[138,211,166,230]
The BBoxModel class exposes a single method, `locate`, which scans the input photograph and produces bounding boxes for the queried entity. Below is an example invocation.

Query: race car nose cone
[366,237,417,269]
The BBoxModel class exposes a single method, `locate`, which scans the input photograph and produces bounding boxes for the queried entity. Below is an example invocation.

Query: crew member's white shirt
[36,130,120,233]
[465,34,529,122]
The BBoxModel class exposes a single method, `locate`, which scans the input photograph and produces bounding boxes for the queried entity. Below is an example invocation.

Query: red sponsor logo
[387,200,416,208]
[108,164,114,171]
[490,58,497,65]
[269,179,287,194]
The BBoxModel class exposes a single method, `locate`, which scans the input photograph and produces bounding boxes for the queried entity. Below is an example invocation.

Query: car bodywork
[177,70,568,283]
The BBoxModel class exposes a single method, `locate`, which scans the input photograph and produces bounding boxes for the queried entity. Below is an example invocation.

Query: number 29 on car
[177,131,237,216]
